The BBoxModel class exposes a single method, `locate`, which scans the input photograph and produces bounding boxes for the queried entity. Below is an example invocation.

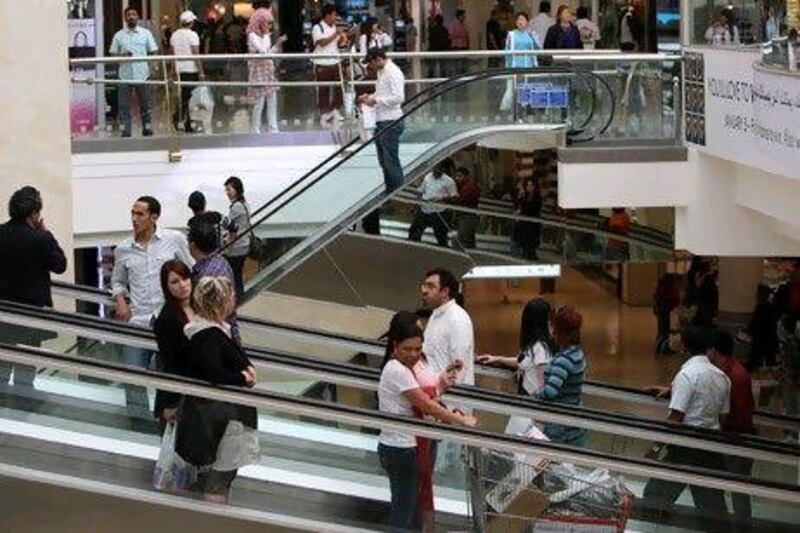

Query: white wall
[558,149,800,257]
[0,1,73,277]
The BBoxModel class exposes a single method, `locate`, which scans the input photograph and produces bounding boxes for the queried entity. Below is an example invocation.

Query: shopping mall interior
[1,0,799,531]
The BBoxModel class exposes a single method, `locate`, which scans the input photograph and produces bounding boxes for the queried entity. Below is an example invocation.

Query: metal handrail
[69,50,677,66]
[2,297,798,465]
[49,279,799,432]
[0,342,798,504]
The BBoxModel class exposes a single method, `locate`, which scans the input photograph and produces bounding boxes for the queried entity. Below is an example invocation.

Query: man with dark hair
[420,267,474,385]
[111,196,193,429]
[109,7,159,137]
[408,165,458,246]
[188,222,240,342]
[643,327,731,529]
[0,187,67,389]
[708,329,755,523]
[186,190,222,233]
[451,166,480,249]
[312,4,346,124]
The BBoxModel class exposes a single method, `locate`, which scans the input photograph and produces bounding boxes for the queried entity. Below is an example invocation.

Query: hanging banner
[68,18,97,136]
[684,46,800,180]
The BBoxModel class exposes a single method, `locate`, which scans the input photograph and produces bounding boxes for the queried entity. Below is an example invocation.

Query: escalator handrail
[49,281,800,429]
[4,297,799,461]
[217,65,603,258]
[1,340,798,504]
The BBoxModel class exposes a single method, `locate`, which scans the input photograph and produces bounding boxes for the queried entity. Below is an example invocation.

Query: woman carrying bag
[176,276,259,503]
[501,12,541,111]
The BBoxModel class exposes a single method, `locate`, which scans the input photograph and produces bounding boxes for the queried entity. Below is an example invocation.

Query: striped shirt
[536,344,588,446]
[537,345,586,405]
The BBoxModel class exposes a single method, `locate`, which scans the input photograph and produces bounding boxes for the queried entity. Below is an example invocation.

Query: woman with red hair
[534,305,588,446]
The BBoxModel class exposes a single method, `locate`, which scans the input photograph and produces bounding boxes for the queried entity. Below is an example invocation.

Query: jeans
[118,83,152,136]
[378,443,419,531]
[409,211,449,247]
[251,92,279,133]
[454,213,478,250]
[0,323,41,389]
[175,72,199,131]
[375,121,405,192]
[725,454,754,526]
[642,445,729,532]
[121,346,154,423]
[226,254,247,303]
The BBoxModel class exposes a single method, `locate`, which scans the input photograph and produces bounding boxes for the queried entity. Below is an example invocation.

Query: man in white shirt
[575,6,601,49]
[642,327,731,529]
[408,165,458,246]
[529,1,555,44]
[170,10,204,133]
[111,196,194,429]
[312,4,346,124]
[420,268,475,385]
[358,47,407,236]
[109,7,159,137]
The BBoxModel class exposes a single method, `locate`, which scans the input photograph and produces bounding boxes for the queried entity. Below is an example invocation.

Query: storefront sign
[68,18,97,136]
[685,46,800,180]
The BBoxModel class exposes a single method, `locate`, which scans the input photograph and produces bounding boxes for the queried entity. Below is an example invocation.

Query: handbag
[242,202,264,260]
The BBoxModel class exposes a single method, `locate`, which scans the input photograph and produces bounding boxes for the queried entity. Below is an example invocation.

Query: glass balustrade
[0,340,798,532]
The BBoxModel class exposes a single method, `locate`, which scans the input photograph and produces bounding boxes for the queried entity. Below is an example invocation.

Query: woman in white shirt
[358,17,393,56]
[378,312,476,531]
[478,298,553,398]
[246,9,287,134]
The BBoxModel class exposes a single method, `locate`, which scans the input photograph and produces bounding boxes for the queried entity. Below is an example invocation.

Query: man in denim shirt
[109,7,158,137]
[111,196,193,430]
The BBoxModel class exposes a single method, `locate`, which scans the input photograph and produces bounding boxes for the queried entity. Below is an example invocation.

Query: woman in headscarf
[247,8,286,133]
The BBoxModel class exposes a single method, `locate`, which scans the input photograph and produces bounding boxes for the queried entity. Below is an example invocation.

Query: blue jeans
[121,346,154,423]
[378,443,419,531]
[375,120,405,192]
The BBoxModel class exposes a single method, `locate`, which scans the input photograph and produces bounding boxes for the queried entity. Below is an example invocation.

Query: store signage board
[462,265,562,280]
[684,46,800,180]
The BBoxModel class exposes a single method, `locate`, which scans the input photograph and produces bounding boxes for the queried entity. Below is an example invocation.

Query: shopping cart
[466,445,634,533]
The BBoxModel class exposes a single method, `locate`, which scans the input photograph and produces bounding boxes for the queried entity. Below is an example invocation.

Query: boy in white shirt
[170,11,204,133]
[312,4,347,123]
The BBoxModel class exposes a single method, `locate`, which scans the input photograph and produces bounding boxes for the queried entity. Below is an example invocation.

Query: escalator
[0,336,798,532]
[213,66,614,301]
[2,296,798,471]
[47,280,800,436]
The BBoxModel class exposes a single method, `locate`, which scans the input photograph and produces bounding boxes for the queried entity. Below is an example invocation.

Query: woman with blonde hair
[175,276,258,502]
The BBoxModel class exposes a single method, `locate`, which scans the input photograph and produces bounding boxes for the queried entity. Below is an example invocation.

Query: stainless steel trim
[0,345,797,503]
[0,463,378,532]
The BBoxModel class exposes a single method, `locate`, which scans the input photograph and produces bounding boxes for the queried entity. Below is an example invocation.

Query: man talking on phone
[0,187,67,390]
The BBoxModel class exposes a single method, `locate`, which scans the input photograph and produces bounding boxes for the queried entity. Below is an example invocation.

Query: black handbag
[175,396,258,467]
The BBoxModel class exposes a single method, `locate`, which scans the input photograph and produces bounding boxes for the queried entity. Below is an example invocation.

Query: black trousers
[642,445,729,532]
[174,72,200,131]
[408,210,449,247]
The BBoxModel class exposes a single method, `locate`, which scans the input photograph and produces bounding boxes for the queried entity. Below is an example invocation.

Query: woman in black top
[153,260,194,430]
[544,5,583,50]
[176,276,257,503]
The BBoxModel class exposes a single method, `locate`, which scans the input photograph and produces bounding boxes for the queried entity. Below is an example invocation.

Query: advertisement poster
[68,18,97,136]
[687,46,800,180]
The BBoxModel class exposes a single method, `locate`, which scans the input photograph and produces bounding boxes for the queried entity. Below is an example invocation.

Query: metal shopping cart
[466,445,634,533]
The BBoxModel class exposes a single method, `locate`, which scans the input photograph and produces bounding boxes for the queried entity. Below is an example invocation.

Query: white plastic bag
[212,421,260,471]
[191,86,214,111]
[500,78,515,111]
[153,422,197,493]
[360,103,377,130]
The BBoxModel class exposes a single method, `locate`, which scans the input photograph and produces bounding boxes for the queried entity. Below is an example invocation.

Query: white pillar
[0,0,74,279]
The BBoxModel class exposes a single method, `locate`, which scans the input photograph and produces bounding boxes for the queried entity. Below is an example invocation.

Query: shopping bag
[211,420,261,471]
[191,86,214,111]
[500,79,515,112]
[360,104,377,131]
[153,422,197,493]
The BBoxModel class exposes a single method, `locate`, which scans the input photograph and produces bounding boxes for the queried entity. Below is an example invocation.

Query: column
[717,257,764,329]
[0,0,73,278]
